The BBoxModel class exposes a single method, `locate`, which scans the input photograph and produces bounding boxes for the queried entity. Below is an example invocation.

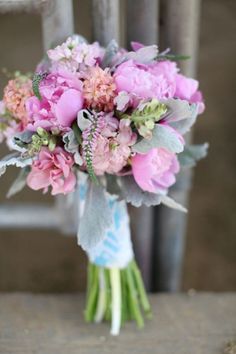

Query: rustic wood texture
[92,0,120,45]
[0,293,235,354]
[0,0,51,14]
[126,0,159,291]
[41,0,74,51]
[153,0,202,292]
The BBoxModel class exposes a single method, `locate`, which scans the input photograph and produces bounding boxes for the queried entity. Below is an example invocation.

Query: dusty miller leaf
[101,39,119,68]
[162,99,198,135]
[78,182,113,251]
[63,130,83,166]
[160,195,187,213]
[178,143,209,167]
[132,124,184,154]
[0,153,32,177]
[120,176,162,207]
[7,167,29,198]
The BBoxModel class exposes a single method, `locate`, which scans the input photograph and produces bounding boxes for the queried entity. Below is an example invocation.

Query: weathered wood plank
[92,0,120,45]
[0,0,50,13]
[0,293,235,353]
[126,0,159,291]
[41,0,74,51]
[127,0,159,46]
[153,0,202,291]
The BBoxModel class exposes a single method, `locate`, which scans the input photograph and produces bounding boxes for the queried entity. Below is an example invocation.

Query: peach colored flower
[83,66,117,112]
[3,77,33,129]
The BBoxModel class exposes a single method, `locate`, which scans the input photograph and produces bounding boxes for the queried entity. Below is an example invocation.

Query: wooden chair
[0,0,201,292]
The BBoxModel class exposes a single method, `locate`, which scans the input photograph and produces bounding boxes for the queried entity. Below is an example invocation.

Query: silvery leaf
[162,99,193,122]
[78,182,113,251]
[114,91,130,111]
[101,39,119,68]
[77,109,93,131]
[106,174,122,197]
[132,124,184,154]
[125,45,158,63]
[162,99,198,135]
[160,195,187,213]
[0,153,32,177]
[178,143,209,168]
[7,167,29,198]
[63,130,83,166]
[120,176,162,207]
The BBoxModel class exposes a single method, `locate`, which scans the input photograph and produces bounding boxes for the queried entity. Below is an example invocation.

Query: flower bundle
[0,35,208,335]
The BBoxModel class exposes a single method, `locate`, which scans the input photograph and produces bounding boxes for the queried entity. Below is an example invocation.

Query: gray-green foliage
[78,182,113,251]
[7,167,29,198]
[178,143,209,167]
[132,124,184,154]
[119,176,162,207]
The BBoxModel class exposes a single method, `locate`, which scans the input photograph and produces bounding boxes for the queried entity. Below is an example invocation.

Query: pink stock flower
[27,147,76,195]
[114,60,176,101]
[83,114,136,175]
[26,70,84,131]
[132,148,180,194]
[47,37,104,72]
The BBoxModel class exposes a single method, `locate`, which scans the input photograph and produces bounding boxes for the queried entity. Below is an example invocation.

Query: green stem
[84,265,99,322]
[94,268,107,323]
[110,267,121,336]
[131,260,152,318]
[125,265,144,328]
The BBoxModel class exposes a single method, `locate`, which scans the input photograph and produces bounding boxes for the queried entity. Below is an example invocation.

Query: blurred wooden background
[0,0,235,292]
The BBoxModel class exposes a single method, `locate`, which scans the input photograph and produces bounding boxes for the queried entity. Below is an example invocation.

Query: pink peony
[114,60,176,101]
[132,148,180,194]
[175,73,205,113]
[26,70,84,131]
[27,147,76,195]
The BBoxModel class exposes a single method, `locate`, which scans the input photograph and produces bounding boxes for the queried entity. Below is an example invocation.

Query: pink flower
[26,71,84,131]
[27,147,76,195]
[175,73,205,113]
[83,113,136,175]
[47,37,104,72]
[132,148,180,194]
[114,60,176,101]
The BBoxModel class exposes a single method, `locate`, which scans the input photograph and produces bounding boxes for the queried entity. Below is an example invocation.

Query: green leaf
[78,182,113,251]
[122,99,167,139]
[157,54,190,61]
[7,167,29,198]
[132,124,184,154]
[120,176,162,207]
[32,72,47,100]
[178,143,209,168]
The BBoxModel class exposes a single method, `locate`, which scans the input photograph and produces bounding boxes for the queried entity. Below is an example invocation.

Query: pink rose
[175,74,205,113]
[26,70,84,131]
[114,60,176,100]
[27,147,76,195]
[132,148,180,194]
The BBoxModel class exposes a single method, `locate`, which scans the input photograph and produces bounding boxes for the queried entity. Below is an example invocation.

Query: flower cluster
[0,37,206,200]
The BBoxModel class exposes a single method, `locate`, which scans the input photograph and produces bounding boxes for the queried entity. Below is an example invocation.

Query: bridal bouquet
[0,36,208,335]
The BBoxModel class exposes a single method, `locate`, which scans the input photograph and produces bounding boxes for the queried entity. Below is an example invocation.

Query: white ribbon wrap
[78,172,134,269]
